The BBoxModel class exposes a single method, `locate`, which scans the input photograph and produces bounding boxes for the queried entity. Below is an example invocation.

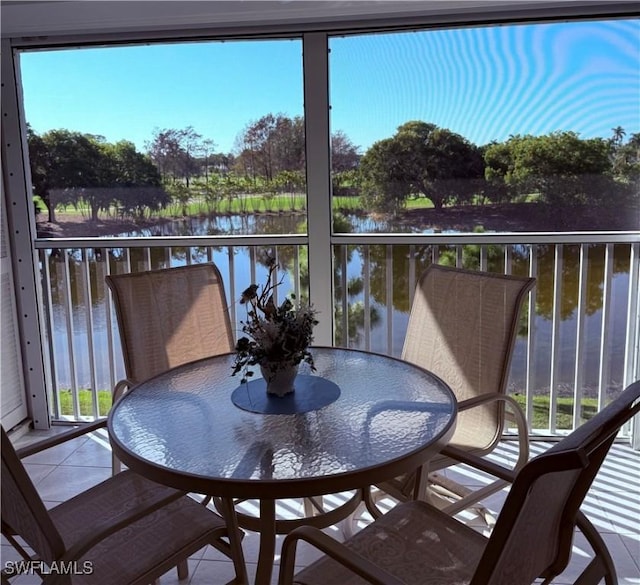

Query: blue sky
[20,18,639,155]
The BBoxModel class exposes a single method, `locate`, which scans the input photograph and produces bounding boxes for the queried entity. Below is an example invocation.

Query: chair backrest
[1,426,65,564]
[472,380,640,585]
[402,264,535,452]
[106,263,234,384]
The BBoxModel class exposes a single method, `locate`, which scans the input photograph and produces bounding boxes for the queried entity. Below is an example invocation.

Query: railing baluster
[228,245,237,340]
[60,250,80,419]
[526,245,538,431]
[249,246,257,287]
[81,249,99,419]
[386,244,393,354]
[340,245,349,347]
[480,245,488,272]
[456,244,463,268]
[598,243,614,411]
[549,244,564,433]
[408,244,416,309]
[504,245,512,275]
[363,245,371,351]
[103,248,118,400]
[39,250,60,418]
[293,245,301,301]
[124,247,132,273]
[573,244,588,430]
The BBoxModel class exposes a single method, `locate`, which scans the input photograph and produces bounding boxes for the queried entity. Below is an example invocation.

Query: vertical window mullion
[303,32,333,346]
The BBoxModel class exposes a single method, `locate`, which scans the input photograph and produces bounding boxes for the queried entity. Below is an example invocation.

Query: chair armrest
[279,526,405,585]
[16,420,107,459]
[113,378,136,402]
[457,392,530,469]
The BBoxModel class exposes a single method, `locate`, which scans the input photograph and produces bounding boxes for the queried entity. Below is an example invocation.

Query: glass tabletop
[108,347,456,498]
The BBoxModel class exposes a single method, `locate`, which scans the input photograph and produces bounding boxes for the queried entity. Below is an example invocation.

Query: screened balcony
[1,1,639,583]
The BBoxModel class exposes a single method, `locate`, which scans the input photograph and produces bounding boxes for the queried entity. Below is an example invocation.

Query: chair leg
[363,486,384,519]
[111,452,122,474]
[177,560,189,580]
[303,497,323,518]
[217,497,250,585]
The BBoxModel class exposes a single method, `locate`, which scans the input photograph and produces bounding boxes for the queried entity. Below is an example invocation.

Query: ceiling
[2,0,636,39]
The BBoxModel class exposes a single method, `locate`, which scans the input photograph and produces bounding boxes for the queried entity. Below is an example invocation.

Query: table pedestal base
[215,491,362,585]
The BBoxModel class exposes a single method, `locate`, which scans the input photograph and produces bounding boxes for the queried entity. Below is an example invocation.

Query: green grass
[512,393,598,430]
[403,196,435,210]
[40,194,311,220]
[332,196,364,211]
[57,388,598,430]
[58,389,112,417]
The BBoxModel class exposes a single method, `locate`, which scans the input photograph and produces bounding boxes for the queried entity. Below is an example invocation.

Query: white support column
[1,39,50,428]
[303,32,334,346]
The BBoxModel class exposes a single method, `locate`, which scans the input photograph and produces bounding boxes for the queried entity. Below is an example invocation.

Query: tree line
[360,121,639,213]
[28,116,639,224]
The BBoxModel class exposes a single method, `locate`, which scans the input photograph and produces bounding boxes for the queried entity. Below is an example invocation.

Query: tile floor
[2,427,639,584]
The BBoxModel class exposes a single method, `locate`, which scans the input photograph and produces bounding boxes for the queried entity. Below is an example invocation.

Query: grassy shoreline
[37,199,638,238]
[58,388,598,430]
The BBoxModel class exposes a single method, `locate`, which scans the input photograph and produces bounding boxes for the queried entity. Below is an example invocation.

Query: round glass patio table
[108,346,456,584]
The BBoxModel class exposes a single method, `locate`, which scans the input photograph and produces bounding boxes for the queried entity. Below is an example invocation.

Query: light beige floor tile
[32,464,111,502]
[11,435,640,584]
[22,462,57,486]
[21,436,89,465]
[61,436,112,468]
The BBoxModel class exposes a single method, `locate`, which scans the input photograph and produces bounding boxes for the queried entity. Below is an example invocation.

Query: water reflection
[118,213,307,237]
[44,213,631,398]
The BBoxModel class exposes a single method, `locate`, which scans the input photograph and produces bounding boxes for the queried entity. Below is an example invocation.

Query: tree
[485,132,618,207]
[610,126,626,147]
[198,138,217,183]
[359,121,484,213]
[614,133,640,183]
[483,140,518,204]
[35,130,105,220]
[145,126,203,187]
[27,124,54,221]
[331,130,360,174]
[608,128,640,186]
[104,140,162,187]
[28,129,168,222]
[331,131,361,197]
[101,141,167,217]
[233,114,305,183]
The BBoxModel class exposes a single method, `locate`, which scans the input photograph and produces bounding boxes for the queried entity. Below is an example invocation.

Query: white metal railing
[35,235,639,438]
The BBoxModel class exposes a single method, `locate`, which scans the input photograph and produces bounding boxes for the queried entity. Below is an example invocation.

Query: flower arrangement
[232,257,318,384]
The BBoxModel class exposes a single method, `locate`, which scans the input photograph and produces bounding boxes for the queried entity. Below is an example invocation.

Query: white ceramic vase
[260,362,299,397]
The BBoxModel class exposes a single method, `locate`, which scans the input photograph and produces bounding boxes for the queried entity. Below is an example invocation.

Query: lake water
[45,212,631,397]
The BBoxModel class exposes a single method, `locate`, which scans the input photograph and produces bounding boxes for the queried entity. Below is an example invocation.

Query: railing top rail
[34,230,640,249]
[332,231,640,245]
[34,234,309,249]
